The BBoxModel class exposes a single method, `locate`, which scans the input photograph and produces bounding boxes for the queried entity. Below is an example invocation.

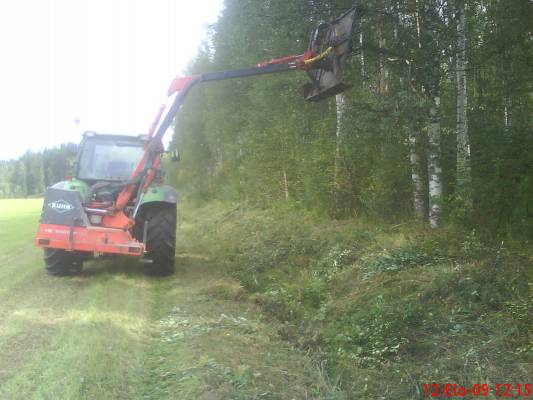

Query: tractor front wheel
[44,248,83,276]
[143,204,176,276]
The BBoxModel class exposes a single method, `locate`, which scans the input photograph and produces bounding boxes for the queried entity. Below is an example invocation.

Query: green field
[0,199,341,399]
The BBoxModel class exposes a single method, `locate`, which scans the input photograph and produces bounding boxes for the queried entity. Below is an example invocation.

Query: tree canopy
[169,0,533,236]
[0,145,75,198]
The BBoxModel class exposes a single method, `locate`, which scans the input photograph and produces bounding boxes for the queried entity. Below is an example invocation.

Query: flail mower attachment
[303,8,357,101]
[165,7,357,108]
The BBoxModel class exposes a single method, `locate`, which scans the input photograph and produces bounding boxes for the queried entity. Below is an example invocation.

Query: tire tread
[44,249,82,276]
[143,205,176,276]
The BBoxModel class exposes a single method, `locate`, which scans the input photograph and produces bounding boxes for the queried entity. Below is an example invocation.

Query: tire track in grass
[136,256,345,400]
[0,199,49,303]
[0,246,44,301]
[0,259,157,399]
[0,200,158,398]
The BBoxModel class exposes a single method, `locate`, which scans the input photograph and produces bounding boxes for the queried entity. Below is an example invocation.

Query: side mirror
[66,142,78,156]
[170,149,180,162]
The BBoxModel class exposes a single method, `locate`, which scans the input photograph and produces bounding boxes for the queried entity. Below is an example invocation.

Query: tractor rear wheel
[143,204,176,276]
[44,248,83,276]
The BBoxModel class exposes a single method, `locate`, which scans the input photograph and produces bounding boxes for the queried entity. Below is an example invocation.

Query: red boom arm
[114,7,356,216]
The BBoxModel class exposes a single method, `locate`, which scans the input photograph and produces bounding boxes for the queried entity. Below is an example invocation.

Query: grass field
[0,199,342,399]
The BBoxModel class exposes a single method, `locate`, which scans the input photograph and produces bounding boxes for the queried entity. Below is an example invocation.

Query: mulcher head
[304,8,356,101]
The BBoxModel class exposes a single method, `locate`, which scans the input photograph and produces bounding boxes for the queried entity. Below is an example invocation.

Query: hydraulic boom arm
[114,7,357,214]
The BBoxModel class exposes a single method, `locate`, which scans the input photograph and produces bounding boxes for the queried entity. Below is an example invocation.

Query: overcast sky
[0,0,223,160]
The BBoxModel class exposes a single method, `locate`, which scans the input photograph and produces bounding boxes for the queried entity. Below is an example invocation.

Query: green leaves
[167,0,533,236]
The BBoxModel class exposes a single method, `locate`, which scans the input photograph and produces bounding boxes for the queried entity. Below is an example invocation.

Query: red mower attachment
[35,224,143,256]
[35,187,143,256]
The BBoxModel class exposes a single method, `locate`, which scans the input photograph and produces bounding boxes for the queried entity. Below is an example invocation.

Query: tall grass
[177,201,533,398]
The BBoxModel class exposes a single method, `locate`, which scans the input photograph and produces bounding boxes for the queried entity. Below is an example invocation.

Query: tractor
[38,132,178,276]
[35,8,356,276]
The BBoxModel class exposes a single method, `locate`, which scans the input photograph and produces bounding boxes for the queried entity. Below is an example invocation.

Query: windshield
[78,140,144,181]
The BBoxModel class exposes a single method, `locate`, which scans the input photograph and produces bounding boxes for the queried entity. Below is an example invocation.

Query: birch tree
[422,1,444,228]
[455,0,471,199]
[334,92,346,215]
[428,94,442,228]
[377,0,389,96]
[409,127,426,222]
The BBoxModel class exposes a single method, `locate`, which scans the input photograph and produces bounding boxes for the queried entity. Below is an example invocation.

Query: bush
[362,245,445,278]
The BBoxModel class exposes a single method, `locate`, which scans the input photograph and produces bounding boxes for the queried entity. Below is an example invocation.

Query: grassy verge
[0,199,344,399]
[139,257,345,399]
[177,200,533,399]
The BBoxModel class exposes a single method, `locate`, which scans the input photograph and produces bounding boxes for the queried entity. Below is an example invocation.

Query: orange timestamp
[423,383,532,397]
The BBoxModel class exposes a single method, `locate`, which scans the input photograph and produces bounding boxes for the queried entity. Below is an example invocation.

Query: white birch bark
[334,93,346,214]
[503,97,511,139]
[428,96,442,228]
[283,169,289,201]
[415,0,422,49]
[359,30,365,77]
[455,0,471,196]
[409,129,426,222]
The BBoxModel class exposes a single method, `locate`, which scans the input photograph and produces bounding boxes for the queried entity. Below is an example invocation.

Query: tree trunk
[359,30,365,78]
[415,0,422,50]
[377,4,389,96]
[282,169,289,201]
[428,95,442,228]
[409,128,426,223]
[503,96,511,139]
[455,0,471,198]
[334,93,346,215]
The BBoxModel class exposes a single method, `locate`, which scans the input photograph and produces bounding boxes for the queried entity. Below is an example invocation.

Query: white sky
[0,0,223,160]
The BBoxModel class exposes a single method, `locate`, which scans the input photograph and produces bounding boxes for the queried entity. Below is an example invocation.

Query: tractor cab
[76,132,148,183]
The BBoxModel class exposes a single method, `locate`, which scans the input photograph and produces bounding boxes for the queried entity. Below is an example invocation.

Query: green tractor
[37,131,178,276]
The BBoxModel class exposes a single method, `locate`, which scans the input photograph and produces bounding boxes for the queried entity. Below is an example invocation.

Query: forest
[166,0,533,237]
[0,145,74,198]
[5,0,532,239]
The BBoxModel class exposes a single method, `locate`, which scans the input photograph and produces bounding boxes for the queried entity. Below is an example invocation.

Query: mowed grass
[0,199,154,399]
[0,199,45,296]
[0,199,343,399]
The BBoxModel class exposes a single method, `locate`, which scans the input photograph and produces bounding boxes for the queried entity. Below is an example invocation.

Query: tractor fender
[138,185,179,207]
